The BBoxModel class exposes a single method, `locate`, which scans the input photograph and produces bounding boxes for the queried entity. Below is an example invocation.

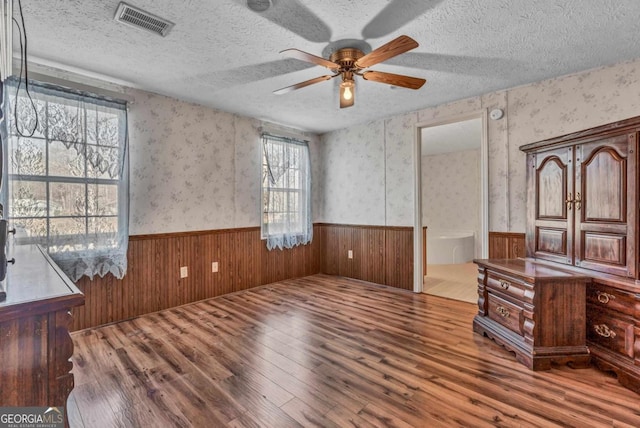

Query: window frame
[7,143,122,250]
[260,134,309,241]
[0,78,129,281]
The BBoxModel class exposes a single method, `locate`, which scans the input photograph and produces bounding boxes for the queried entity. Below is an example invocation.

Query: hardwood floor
[69,274,640,427]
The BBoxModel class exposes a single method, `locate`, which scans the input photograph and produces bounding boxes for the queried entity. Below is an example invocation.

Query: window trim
[260,133,310,242]
[2,77,130,281]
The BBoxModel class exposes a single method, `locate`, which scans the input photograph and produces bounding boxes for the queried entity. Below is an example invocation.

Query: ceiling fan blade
[280,48,339,70]
[362,0,444,39]
[355,35,419,69]
[273,75,335,95]
[362,71,426,89]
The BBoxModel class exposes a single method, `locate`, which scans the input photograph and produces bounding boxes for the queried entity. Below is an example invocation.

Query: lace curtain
[261,134,312,250]
[1,78,129,281]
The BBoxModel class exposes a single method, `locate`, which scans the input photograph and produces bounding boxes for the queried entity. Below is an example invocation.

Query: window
[261,133,312,250]
[2,78,129,281]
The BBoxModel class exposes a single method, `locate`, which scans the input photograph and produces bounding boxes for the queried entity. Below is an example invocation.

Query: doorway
[412,112,488,300]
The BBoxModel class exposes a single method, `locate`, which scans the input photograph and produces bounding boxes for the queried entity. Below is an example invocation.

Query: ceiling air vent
[114,2,174,37]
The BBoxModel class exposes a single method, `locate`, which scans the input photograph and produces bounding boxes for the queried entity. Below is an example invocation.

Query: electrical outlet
[348,250,353,259]
[180,266,188,278]
[212,261,219,273]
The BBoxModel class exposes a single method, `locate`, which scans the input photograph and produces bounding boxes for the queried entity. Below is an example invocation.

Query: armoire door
[527,146,574,265]
[574,133,637,277]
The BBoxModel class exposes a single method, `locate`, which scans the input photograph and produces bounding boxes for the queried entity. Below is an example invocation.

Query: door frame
[413,110,489,292]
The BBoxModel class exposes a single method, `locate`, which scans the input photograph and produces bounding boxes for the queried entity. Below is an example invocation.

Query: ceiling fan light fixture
[339,79,355,109]
[276,35,424,109]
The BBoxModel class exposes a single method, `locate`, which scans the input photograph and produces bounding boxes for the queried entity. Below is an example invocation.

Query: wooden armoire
[475,116,640,394]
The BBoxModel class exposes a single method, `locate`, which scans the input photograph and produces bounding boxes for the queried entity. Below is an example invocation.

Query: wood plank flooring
[69,274,640,427]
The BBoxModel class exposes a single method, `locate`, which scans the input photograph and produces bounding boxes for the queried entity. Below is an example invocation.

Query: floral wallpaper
[233,117,262,228]
[317,121,386,225]
[319,57,640,233]
[422,149,481,256]
[506,59,640,231]
[126,89,319,235]
[385,112,418,226]
[483,91,510,232]
[124,56,640,236]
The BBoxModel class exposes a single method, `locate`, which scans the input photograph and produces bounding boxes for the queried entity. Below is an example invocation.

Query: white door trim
[413,110,489,292]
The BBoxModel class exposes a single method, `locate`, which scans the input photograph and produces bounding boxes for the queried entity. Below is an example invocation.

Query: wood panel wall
[71,223,414,331]
[70,226,525,330]
[317,223,414,291]
[488,231,526,259]
[71,226,322,331]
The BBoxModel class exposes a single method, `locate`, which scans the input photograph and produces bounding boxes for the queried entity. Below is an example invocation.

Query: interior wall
[126,89,322,235]
[318,57,640,232]
[316,120,387,225]
[67,89,329,330]
[422,149,480,255]
[504,60,640,230]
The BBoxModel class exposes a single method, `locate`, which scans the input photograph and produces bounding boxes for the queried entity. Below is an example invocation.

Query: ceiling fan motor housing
[330,48,365,72]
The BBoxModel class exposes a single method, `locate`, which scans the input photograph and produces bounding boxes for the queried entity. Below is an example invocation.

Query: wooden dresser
[473,258,591,370]
[475,116,640,394]
[584,275,640,393]
[0,244,84,425]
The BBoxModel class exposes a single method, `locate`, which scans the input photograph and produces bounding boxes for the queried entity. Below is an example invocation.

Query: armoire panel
[581,232,626,266]
[536,227,567,256]
[582,147,625,223]
[537,156,568,219]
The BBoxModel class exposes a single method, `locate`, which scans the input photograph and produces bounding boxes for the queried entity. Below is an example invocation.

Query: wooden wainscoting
[71,226,322,330]
[488,231,526,259]
[317,223,413,290]
[72,223,414,331]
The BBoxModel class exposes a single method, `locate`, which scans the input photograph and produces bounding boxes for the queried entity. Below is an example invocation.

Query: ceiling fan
[273,35,426,108]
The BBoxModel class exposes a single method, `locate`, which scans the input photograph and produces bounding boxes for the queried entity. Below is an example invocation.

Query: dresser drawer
[486,271,527,302]
[587,283,636,317]
[487,293,523,335]
[587,306,635,359]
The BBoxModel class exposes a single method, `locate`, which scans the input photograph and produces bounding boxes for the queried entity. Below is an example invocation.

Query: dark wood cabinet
[585,280,640,393]
[0,245,84,426]
[525,132,637,278]
[515,116,640,393]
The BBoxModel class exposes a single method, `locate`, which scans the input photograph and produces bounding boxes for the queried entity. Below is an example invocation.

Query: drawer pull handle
[496,306,510,318]
[594,324,616,338]
[596,291,615,304]
[499,279,510,290]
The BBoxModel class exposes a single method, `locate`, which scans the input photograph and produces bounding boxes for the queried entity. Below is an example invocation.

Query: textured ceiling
[17,0,640,133]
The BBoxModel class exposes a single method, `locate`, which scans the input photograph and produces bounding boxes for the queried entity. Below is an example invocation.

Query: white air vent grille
[114,2,174,37]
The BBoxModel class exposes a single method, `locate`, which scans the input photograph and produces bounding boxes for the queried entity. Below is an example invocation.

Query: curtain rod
[258,124,316,142]
[24,71,134,104]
